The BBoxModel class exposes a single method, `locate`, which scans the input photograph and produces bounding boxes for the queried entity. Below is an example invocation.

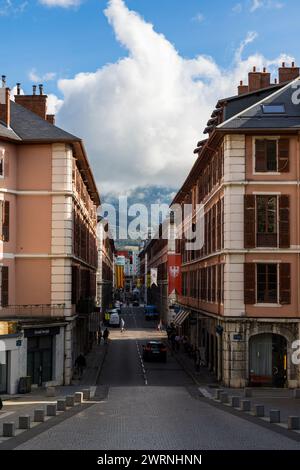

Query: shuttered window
[0,201,9,242]
[256,196,277,247]
[279,195,290,248]
[1,266,8,307]
[279,263,291,304]
[257,264,278,303]
[255,138,289,173]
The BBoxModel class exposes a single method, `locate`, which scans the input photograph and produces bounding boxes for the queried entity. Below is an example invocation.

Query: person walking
[0,396,3,410]
[120,317,125,333]
[75,353,86,379]
[103,328,110,345]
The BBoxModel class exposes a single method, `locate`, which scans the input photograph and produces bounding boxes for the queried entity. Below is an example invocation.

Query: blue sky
[1,0,299,197]
[1,0,299,97]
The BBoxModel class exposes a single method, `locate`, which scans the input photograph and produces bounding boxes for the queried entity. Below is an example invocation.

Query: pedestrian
[0,396,3,410]
[170,332,176,351]
[103,327,110,344]
[97,328,102,345]
[75,353,86,379]
[120,317,125,333]
[175,334,181,352]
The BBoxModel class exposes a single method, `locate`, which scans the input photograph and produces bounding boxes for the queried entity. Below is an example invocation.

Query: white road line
[199,387,213,399]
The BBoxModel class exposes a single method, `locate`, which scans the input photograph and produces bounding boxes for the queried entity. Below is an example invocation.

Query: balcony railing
[0,304,66,319]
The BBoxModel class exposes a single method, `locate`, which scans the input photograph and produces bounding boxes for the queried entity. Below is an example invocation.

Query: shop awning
[174,309,190,326]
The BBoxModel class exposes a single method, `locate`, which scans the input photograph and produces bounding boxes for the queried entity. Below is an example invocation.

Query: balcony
[0,304,66,319]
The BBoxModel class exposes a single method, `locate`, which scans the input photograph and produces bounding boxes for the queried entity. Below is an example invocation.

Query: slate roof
[0,100,80,142]
[218,78,300,131]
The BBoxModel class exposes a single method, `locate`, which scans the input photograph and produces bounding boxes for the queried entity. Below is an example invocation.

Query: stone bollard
[231,396,240,408]
[34,409,45,423]
[57,399,67,412]
[82,389,91,401]
[254,405,265,417]
[46,386,56,397]
[215,389,224,400]
[47,404,57,417]
[74,392,83,404]
[241,400,251,412]
[288,416,300,430]
[19,415,31,430]
[66,395,75,407]
[293,389,300,399]
[3,422,15,437]
[270,409,281,423]
[220,392,229,404]
[244,388,252,398]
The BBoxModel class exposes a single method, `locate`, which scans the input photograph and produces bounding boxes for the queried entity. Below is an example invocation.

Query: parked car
[142,341,167,362]
[133,300,139,307]
[108,310,120,327]
[144,305,159,321]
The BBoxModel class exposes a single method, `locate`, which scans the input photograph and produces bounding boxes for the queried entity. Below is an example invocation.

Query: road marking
[133,307,148,386]
[199,387,213,399]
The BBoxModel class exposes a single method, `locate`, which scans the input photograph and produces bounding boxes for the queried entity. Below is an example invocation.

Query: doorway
[249,333,287,387]
[0,350,8,393]
[27,336,53,386]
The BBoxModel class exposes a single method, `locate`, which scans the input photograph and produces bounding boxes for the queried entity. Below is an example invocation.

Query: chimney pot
[39,84,43,95]
[263,67,266,73]
[16,83,21,95]
[240,80,243,85]
[253,66,256,72]
[32,85,37,95]
[282,62,285,67]
[1,75,6,88]
[292,61,295,67]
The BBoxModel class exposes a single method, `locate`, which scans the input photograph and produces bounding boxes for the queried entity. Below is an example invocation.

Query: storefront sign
[232,333,243,341]
[24,327,60,338]
[16,340,22,347]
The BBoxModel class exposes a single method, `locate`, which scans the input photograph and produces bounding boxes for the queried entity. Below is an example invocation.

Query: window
[256,196,277,247]
[1,266,8,307]
[255,138,289,173]
[0,149,4,177]
[262,104,285,114]
[257,264,278,303]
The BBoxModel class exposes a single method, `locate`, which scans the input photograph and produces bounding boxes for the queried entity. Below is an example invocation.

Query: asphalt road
[16,306,300,450]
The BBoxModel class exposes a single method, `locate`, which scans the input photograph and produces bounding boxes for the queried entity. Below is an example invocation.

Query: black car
[142,341,167,362]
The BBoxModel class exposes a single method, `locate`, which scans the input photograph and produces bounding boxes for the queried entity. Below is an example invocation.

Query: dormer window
[262,104,285,114]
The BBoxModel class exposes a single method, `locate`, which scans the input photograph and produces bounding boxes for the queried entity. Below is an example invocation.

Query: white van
[109,311,120,327]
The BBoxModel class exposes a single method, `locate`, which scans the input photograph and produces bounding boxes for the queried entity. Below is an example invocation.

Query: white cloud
[250,0,285,12]
[0,0,27,16]
[55,0,293,195]
[47,94,64,115]
[28,69,56,82]
[38,0,81,8]
[235,31,258,61]
[232,3,243,13]
[192,13,205,23]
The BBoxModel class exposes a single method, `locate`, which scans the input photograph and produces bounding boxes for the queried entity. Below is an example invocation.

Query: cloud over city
[55,0,293,196]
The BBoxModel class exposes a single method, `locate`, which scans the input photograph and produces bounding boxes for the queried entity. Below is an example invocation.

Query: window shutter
[1,266,9,307]
[278,139,290,172]
[279,263,291,304]
[279,195,290,248]
[244,263,256,304]
[244,195,256,248]
[255,140,266,172]
[2,201,9,242]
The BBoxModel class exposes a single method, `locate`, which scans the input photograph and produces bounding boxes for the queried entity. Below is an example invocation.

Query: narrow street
[14,307,300,450]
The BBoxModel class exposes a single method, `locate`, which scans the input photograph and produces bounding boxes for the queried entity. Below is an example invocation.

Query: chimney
[278,61,300,83]
[238,80,248,95]
[0,76,10,127]
[46,114,55,125]
[248,66,271,92]
[14,83,47,120]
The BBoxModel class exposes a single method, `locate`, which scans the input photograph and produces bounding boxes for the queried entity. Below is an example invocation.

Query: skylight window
[262,104,285,114]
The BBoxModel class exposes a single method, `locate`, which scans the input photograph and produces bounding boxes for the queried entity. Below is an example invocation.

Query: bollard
[57,399,67,412]
[66,395,75,407]
[293,389,300,399]
[46,386,56,397]
[47,404,57,416]
[241,400,251,412]
[215,389,224,400]
[220,392,229,404]
[244,388,252,398]
[231,396,240,408]
[288,416,300,430]
[34,409,45,423]
[74,392,83,404]
[3,422,15,437]
[82,389,91,401]
[254,405,265,417]
[270,409,281,424]
[19,415,31,430]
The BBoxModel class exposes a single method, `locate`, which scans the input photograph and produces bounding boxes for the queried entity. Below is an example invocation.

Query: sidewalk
[0,342,107,431]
